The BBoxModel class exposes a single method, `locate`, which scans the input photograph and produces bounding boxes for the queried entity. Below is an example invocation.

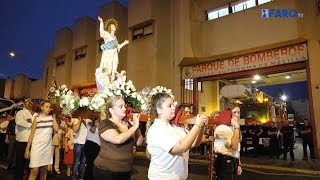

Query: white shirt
[15,108,34,142]
[86,125,101,146]
[73,118,87,145]
[147,119,189,180]
[214,125,240,158]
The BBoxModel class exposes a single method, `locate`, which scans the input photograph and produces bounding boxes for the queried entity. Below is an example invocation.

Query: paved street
[1,139,319,179]
[1,156,320,180]
[132,156,320,180]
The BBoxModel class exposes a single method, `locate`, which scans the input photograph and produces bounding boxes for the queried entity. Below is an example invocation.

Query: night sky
[259,81,308,101]
[0,0,128,80]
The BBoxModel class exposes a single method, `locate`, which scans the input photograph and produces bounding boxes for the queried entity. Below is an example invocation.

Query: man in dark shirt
[249,121,263,157]
[300,119,315,160]
[0,115,9,160]
[280,121,295,160]
[5,115,16,169]
[267,122,279,158]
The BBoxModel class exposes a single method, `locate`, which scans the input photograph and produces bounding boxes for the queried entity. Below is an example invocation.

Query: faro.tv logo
[261,9,304,18]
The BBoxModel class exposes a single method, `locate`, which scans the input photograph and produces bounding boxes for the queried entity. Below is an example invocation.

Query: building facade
[126,0,320,156]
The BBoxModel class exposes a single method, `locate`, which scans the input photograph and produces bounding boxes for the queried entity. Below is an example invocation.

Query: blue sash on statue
[100,38,118,51]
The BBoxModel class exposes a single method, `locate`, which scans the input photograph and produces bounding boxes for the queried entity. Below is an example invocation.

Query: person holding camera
[213,103,242,180]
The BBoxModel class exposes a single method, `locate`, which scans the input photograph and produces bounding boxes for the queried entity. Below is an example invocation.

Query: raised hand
[129,113,140,128]
[195,114,208,128]
[98,16,103,22]
[231,117,240,129]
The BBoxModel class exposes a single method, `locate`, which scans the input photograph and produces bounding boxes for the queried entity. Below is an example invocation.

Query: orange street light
[8,51,29,77]
[9,51,16,57]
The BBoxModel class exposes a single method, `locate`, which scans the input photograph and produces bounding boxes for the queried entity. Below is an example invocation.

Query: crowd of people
[0,95,208,180]
[0,95,315,180]
[0,98,108,180]
[240,119,315,160]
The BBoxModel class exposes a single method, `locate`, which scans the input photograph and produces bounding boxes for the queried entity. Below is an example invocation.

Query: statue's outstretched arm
[98,16,110,38]
[118,40,129,52]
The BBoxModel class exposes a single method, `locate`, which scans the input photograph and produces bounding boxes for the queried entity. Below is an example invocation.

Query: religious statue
[98,16,129,81]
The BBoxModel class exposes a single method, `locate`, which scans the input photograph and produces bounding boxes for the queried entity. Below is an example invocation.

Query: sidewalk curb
[243,163,320,176]
[135,152,320,176]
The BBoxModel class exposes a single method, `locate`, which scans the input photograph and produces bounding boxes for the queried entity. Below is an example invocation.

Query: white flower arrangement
[79,97,90,107]
[149,86,178,107]
[54,77,177,116]
[88,93,108,112]
[149,86,174,98]
[55,74,149,114]
[103,76,148,112]
[54,85,80,116]
[104,78,136,98]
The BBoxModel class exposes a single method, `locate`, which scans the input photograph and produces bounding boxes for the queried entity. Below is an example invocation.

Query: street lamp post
[9,51,29,77]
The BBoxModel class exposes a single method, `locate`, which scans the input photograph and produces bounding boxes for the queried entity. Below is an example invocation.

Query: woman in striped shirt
[24,100,59,180]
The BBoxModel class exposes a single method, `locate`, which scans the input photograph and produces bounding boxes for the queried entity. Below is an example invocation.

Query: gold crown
[104,18,119,30]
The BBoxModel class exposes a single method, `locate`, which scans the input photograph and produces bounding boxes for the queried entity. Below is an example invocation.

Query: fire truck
[238,91,289,149]
[239,92,288,126]
[220,84,288,125]
[221,84,291,149]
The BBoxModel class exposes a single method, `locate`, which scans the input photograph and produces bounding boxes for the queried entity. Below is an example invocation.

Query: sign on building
[182,43,308,79]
